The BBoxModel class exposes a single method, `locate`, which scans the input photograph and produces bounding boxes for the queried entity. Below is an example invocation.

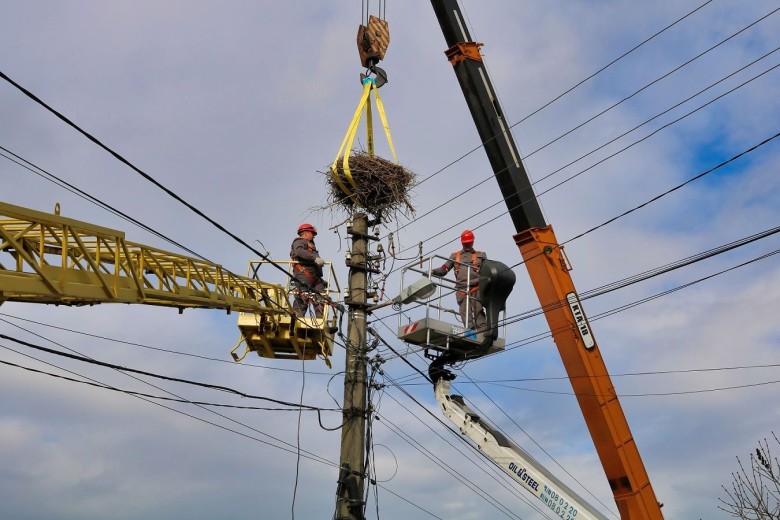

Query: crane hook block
[357,15,390,68]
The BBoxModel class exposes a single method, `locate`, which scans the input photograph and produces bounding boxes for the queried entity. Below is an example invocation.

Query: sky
[1,1,779,519]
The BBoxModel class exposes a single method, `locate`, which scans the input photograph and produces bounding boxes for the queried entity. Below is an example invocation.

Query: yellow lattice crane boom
[0,201,338,365]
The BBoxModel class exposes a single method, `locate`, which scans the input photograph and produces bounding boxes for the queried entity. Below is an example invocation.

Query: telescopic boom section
[429,2,664,518]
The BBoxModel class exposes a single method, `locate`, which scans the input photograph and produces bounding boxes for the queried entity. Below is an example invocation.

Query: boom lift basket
[234,260,341,366]
[394,256,510,361]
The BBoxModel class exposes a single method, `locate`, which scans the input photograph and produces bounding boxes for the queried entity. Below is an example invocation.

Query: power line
[421,129,778,285]
[0,69,294,281]
[529,47,780,189]
[0,144,214,263]
[407,361,780,386]
[0,312,336,375]
[0,332,327,410]
[0,341,339,466]
[403,98,780,259]
[560,131,780,246]
[452,369,619,518]
[368,328,569,518]
[374,379,544,515]
[414,0,718,189]
[522,7,780,160]
[367,246,780,514]
[485,378,780,399]
[0,356,339,412]
[0,340,440,518]
[381,222,780,333]
[387,2,768,247]
[382,243,780,390]
[496,223,780,327]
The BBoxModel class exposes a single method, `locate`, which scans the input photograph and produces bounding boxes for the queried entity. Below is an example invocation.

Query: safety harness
[291,238,319,284]
[454,250,480,296]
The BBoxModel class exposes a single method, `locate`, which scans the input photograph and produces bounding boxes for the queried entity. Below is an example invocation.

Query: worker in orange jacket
[431,229,487,331]
[290,223,327,318]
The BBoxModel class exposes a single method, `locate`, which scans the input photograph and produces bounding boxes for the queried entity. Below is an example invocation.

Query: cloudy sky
[2,1,779,519]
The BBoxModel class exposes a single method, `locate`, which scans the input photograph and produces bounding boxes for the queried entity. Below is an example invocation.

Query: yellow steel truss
[0,201,335,365]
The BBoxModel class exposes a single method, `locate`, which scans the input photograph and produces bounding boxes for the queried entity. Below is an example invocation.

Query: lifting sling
[330,77,398,205]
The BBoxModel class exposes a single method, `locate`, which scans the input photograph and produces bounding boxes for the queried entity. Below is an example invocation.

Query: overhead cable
[0,69,294,280]
[0,341,339,466]
[0,145,214,263]
[415,0,719,188]
[0,332,326,410]
[523,7,780,160]
[0,357,337,412]
[0,312,335,375]
[401,82,780,259]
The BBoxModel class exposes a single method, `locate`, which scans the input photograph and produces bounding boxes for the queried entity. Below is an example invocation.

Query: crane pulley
[356,7,390,87]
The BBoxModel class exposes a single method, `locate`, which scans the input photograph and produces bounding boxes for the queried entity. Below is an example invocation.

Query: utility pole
[336,211,369,520]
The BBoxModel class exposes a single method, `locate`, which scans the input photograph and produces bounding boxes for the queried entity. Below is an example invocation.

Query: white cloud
[2,1,779,519]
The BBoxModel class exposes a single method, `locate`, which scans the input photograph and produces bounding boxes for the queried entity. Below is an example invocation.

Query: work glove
[314,257,326,267]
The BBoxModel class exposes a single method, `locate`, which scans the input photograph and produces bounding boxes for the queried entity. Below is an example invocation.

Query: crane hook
[360,63,387,88]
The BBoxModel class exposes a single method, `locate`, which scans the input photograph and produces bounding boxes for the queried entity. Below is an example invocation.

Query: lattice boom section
[0,202,289,314]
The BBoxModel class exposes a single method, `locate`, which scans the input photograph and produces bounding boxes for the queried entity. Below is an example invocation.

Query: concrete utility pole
[335,212,369,520]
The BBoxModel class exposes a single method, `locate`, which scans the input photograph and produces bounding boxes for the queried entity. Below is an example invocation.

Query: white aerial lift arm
[435,378,610,520]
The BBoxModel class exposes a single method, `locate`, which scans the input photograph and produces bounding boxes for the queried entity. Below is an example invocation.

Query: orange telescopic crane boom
[428,2,665,518]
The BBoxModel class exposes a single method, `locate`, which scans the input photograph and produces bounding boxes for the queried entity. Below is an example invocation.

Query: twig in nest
[322,151,416,221]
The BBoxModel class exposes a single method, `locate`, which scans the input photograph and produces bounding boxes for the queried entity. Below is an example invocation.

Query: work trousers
[457,290,486,331]
[293,272,326,318]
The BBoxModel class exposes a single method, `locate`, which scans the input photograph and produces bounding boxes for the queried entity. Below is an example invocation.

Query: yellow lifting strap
[330,78,398,204]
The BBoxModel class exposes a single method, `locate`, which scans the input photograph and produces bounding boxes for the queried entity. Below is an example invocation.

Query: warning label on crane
[566,292,595,350]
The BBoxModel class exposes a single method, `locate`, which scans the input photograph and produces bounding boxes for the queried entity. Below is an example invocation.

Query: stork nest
[322,152,416,220]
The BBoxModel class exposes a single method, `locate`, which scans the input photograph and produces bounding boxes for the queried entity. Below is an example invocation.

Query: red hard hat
[461,229,474,244]
[297,223,317,236]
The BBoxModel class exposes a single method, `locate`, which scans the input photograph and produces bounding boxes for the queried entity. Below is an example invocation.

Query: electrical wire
[0,69,295,281]
[453,369,619,517]
[380,221,780,336]
[0,341,339,465]
[397,94,780,260]
[560,131,780,247]
[378,380,558,519]
[0,356,338,412]
[384,2,769,247]
[1,146,344,337]
[1,342,439,519]
[0,312,335,375]
[0,145,213,264]
[370,328,560,516]
[370,255,780,518]
[401,245,780,399]
[0,312,337,375]
[492,223,780,329]
[414,0,720,189]
[376,410,534,520]
[522,7,780,160]
[528,48,780,188]
[413,125,779,273]
[372,324,611,518]
[0,332,327,410]
[485,378,780,398]
[408,360,780,387]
